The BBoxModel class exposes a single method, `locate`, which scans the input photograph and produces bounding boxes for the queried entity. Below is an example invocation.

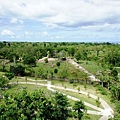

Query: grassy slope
[79,61,104,75]
[34,60,86,80]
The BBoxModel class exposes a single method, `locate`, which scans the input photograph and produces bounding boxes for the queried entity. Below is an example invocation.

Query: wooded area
[0,42,120,120]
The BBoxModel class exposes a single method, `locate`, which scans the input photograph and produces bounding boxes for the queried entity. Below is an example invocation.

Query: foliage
[0,90,72,120]
[53,92,71,120]
[23,54,36,67]
[110,84,120,101]
[7,53,19,62]
[115,101,120,113]
[73,100,86,120]
[96,85,107,95]
[44,58,48,63]
[56,61,61,67]
[110,69,118,77]
[69,79,74,83]
[10,65,25,76]
[54,68,58,74]
[4,72,14,80]
[0,75,9,89]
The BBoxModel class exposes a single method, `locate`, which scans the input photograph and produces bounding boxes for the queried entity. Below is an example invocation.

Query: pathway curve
[11,78,114,120]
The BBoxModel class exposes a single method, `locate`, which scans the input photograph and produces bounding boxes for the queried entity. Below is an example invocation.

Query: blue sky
[0,0,120,42]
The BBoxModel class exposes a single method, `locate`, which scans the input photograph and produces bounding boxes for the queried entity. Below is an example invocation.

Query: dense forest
[0,42,120,120]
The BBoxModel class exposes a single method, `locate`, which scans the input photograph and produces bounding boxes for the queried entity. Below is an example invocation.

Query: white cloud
[0,0,120,28]
[1,29,14,36]
[10,17,24,24]
[25,31,29,35]
[10,18,17,23]
[55,35,63,39]
[55,36,60,39]
[0,0,120,42]
[19,20,24,24]
[41,31,49,36]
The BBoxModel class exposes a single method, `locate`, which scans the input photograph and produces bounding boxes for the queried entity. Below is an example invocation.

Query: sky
[0,0,120,43]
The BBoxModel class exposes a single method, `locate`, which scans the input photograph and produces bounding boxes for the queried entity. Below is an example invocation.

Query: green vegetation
[0,42,120,119]
[53,88,103,109]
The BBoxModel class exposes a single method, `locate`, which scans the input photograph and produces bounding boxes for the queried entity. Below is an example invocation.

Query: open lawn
[2,84,50,96]
[10,77,114,109]
[79,60,104,75]
[1,83,101,120]
[50,80,115,109]
[34,60,87,80]
[53,88,103,109]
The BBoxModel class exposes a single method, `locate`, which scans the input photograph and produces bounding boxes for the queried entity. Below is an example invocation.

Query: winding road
[12,58,114,120]
[12,77,114,120]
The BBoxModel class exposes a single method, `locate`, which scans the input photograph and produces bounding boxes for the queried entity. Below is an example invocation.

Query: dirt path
[68,58,100,82]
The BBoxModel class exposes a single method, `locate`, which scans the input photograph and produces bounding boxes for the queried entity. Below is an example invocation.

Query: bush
[23,55,36,66]
[97,85,107,95]
[56,61,60,67]
[44,58,48,63]
[69,79,74,84]
[10,65,25,76]
[4,72,14,80]
[54,69,58,74]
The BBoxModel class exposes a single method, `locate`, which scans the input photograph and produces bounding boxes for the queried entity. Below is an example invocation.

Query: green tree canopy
[23,55,36,67]
[0,90,72,120]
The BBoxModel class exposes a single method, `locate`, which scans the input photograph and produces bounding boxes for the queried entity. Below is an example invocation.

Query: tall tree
[73,100,86,120]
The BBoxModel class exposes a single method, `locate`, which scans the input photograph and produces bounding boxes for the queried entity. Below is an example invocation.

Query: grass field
[34,60,87,80]
[1,84,51,98]
[53,88,103,109]
[1,83,101,120]
[10,77,114,109]
[79,60,104,75]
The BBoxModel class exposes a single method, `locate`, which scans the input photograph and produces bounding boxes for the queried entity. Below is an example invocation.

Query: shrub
[97,85,107,95]
[69,79,74,84]
[4,72,14,80]
[56,61,61,67]
[44,58,48,63]
[10,65,25,76]
[54,69,58,74]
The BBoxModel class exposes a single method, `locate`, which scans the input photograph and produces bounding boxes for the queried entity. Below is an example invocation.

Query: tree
[73,100,86,120]
[111,69,118,76]
[116,101,120,113]
[110,84,120,101]
[84,84,87,90]
[74,51,81,61]
[0,90,71,120]
[77,87,80,93]
[7,53,19,62]
[83,73,89,84]
[23,54,36,67]
[10,65,25,76]
[56,61,61,67]
[1,60,6,72]
[0,75,9,89]
[68,47,75,57]
[96,97,101,107]
[25,77,27,84]
[53,92,70,120]
[4,72,14,80]
[44,58,48,63]
[54,68,58,74]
